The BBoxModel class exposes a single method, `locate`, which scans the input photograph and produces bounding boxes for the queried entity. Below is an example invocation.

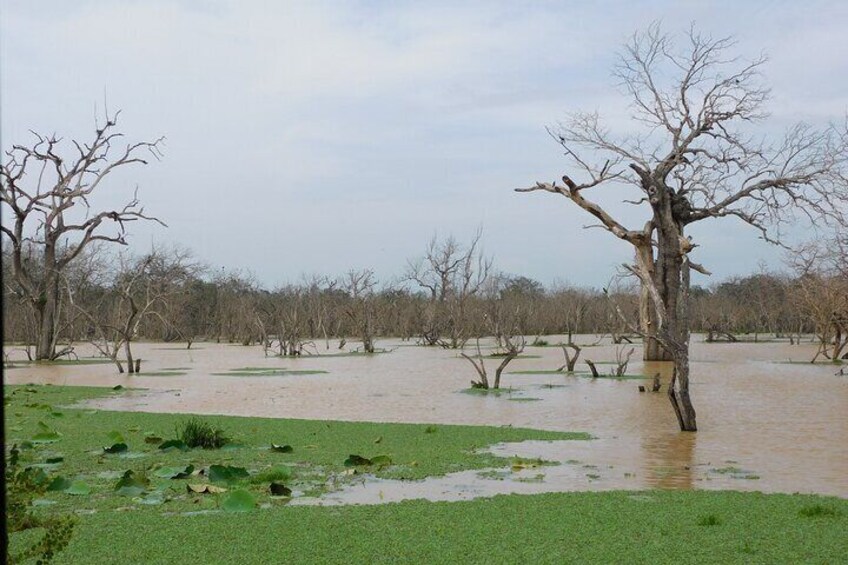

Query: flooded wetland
[6,336,846,503]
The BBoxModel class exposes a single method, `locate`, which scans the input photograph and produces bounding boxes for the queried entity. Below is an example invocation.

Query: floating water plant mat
[211,367,329,376]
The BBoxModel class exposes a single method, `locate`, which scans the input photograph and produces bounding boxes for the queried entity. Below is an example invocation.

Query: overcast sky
[2,0,846,288]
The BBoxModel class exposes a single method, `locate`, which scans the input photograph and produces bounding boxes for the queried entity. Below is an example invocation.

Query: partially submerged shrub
[178,418,228,449]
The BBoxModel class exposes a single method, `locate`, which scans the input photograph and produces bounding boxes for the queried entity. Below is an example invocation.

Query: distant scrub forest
[4,232,846,364]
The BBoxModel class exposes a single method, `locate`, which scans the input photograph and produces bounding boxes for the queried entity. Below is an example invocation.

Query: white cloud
[2,0,846,286]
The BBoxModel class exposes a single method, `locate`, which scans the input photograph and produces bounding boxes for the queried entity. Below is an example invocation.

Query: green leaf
[187,483,227,494]
[222,489,255,512]
[103,443,129,454]
[270,444,293,453]
[153,465,195,479]
[159,439,189,451]
[108,430,125,443]
[209,464,249,484]
[46,476,73,492]
[115,470,150,496]
[23,467,50,487]
[32,421,61,443]
[269,483,292,497]
[133,493,165,505]
[370,455,393,468]
[66,481,91,496]
[344,455,372,467]
[343,454,392,468]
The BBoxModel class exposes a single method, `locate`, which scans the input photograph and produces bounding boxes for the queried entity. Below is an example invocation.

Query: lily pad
[271,444,293,453]
[133,492,165,506]
[222,489,256,512]
[115,470,150,496]
[370,455,393,468]
[153,465,195,479]
[344,454,392,468]
[344,454,372,467]
[269,483,292,497]
[103,443,129,454]
[32,421,62,443]
[108,431,126,443]
[187,483,227,494]
[159,439,189,451]
[209,464,250,484]
[66,481,91,496]
[46,476,73,492]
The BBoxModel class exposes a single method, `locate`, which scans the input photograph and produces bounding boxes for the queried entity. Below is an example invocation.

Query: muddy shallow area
[5,336,847,500]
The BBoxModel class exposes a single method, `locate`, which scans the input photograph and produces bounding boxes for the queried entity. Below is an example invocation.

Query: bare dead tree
[557,336,582,372]
[613,346,635,378]
[790,233,848,361]
[1,110,165,360]
[341,269,378,353]
[517,23,848,431]
[461,334,525,390]
[405,229,492,348]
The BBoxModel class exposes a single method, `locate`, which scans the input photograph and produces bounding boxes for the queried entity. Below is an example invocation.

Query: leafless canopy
[517,23,848,248]
[1,110,165,359]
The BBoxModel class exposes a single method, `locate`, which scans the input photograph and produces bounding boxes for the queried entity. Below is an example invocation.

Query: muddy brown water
[4,337,847,502]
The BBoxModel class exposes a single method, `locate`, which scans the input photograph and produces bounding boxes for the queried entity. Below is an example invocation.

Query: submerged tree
[404,230,492,348]
[518,24,848,431]
[1,111,164,359]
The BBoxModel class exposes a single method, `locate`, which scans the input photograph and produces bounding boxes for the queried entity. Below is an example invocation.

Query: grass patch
[710,466,760,480]
[291,349,393,359]
[4,384,586,517]
[4,358,113,368]
[134,371,188,377]
[697,514,722,526]
[9,490,846,564]
[459,387,517,397]
[211,368,329,376]
[799,504,841,517]
[178,417,229,449]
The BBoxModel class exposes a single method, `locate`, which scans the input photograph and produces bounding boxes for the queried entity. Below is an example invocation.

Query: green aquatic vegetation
[799,504,841,517]
[698,514,722,526]
[5,358,113,368]
[4,384,585,517]
[211,368,329,376]
[710,466,760,480]
[249,466,293,484]
[14,491,847,564]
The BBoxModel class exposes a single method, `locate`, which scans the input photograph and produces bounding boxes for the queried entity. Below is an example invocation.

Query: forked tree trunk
[668,358,697,431]
[645,182,697,431]
[35,271,61,360]
[638,240,673,361]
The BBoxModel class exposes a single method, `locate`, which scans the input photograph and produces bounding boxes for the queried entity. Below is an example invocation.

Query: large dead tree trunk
[518,24,847,431]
